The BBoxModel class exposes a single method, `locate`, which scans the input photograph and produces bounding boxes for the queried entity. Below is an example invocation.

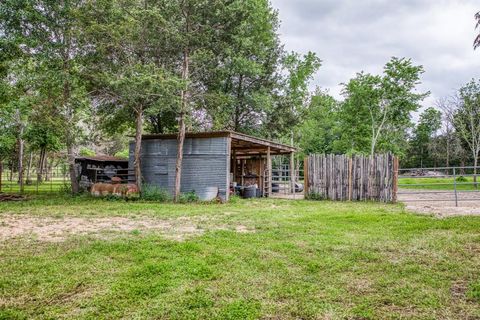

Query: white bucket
[197,186,218,201]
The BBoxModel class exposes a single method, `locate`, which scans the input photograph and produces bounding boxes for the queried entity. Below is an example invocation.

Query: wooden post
[453,167,458,207]
[348,157,353,201]
[232,150,237,184]
[241,159,244,186]
[290,152,295,197]
[267,147,272,197]
[304,157,308,196]
[392,156,399,203]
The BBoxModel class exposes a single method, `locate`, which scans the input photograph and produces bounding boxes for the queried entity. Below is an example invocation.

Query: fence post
[266,147,271,197]
[453,167,458,207]
[392,157,398,203]
[348,157,353,201]
[290,152,295,199]
[304,157,309,196]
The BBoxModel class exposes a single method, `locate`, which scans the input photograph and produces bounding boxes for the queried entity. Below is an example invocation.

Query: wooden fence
[304,154,398,202]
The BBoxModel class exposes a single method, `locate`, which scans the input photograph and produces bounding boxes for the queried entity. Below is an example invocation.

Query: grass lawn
[399,176,479,190]
[0,178,68,194]
[0,196,479,319]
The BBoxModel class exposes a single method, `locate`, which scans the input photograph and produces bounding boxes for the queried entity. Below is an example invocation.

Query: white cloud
[272,0,480,110]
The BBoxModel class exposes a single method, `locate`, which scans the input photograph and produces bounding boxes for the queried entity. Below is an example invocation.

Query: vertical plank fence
[305,153,398,202]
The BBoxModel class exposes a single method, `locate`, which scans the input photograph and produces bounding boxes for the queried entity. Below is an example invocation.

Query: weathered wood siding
[129,137,230,198]
[305,154,397,202]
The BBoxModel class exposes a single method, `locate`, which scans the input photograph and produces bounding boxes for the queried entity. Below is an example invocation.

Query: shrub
[103,194,124,201]
[228,195,241,204]
[60,182,72,195]
[141,184,171,202]
[79,147,95,157]
[178,190,199,203]
[456,176,468,182]
[114,149,129,159]
[305,192,325,201]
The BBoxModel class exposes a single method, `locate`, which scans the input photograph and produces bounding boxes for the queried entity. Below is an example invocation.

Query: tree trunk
[174,48,190,202]
[66,137,79,194]
[17,134,24,193]
[0,161,2,193]
[474,155,478,189]
[37,148,45,183]
[134,107,143,193]
[26,152,33,185]
[446,140,450,168]
[174,112,186,201]
[45,156,52,181]
[9,160,13,182]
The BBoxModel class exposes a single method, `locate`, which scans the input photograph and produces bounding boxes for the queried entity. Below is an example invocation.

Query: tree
[409,107,442,168]
[1,0,92,194]
[475,11,480,49]
[24,105,62,183]
[200,0,284,134]
[83,0,181,193]
[263,51,321,139]
[157,0,236,201]
[0,105,17,192]
[0,57,38,192]
[444,79,480,186]
[296,90,338,156]
[337,57,427,155]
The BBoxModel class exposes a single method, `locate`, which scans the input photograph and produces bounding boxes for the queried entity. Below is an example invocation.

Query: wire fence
[397,166,480,207]
[265,165,305,199]
[0,166,71,194]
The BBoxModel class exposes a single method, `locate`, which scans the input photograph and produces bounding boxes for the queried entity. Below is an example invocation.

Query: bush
[60,182,72,195]
[141,184,171,202]
[79,147,96,157]
[114,149,129,159]
[178,190,199,203]
[228,195,241,204]
[103,194,124,201]
[456,176,468,182]
[305,192,325,201]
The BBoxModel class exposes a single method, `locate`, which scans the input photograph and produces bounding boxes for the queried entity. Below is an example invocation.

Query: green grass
[399,176,479,190]
[0,178,68,194]
[0,196,479,319]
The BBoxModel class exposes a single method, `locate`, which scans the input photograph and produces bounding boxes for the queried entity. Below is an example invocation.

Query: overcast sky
[271,0,480,111]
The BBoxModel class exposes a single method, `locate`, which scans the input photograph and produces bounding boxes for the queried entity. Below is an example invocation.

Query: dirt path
[0,215,253,242]
[398,189,480,218]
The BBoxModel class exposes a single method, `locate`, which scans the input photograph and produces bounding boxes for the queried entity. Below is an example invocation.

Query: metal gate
[397,166,480,207]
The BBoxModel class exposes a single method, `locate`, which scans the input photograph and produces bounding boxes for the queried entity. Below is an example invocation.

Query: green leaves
[337,57,427,155]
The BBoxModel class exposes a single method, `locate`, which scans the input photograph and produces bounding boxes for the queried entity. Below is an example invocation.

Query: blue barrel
[243,186,257,198]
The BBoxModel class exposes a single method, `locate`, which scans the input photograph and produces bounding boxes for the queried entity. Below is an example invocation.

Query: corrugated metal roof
[140,130,297,154]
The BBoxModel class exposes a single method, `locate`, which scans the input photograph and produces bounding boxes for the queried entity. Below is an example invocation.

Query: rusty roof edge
[75,156,128,162]
[138,130,297,152]
[229,131,297,152]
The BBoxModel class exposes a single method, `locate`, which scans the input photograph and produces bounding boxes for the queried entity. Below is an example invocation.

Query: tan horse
[90,183,122,196]
[90,182,139,197]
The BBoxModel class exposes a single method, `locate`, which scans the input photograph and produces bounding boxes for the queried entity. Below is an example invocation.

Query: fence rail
[0,166,70,194]
[305,154,398,202]
[397,166,479,207]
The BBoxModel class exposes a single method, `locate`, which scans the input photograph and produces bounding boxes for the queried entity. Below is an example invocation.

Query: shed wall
[129,137,230,199]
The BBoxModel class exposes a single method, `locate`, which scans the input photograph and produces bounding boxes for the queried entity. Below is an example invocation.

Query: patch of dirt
[451,280,468,299]
[0,214,255,242]
[398,189,480,218]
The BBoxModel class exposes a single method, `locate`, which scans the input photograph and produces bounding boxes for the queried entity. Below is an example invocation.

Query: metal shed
[129,131,297,201]
[75,156,129,190]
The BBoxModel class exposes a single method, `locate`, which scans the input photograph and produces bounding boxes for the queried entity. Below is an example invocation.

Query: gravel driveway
[398,189,480,217]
